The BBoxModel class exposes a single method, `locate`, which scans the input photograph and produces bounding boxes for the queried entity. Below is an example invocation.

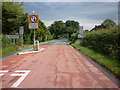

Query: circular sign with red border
[30,15,38,23]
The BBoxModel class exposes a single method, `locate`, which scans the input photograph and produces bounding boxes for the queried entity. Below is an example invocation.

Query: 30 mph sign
[28,15,39,23]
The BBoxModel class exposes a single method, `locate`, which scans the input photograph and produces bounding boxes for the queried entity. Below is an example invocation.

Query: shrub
[81,26,119,60]
[70,33,78,42]
[2,35,13,48]
[2,34,18,55]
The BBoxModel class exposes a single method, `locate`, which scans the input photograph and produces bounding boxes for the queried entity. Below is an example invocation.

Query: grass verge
[2,39,56,57]
[2,45,19,56]
[69,40,120,78]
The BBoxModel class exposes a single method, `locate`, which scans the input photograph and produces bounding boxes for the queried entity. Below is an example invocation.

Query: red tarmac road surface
[0,45,118,88]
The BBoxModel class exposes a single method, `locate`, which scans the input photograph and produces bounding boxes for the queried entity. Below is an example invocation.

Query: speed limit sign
[28,15,39,23]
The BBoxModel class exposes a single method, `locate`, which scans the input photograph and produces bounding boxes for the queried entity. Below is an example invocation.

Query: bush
[70,33,78,42]
[16,38,22,45]
[81,26,119,60]
[2,35,13,48]
[47,34,53,40]
[2,34,18,55]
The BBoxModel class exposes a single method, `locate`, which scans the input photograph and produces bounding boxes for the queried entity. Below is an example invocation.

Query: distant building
[91,25,107,31]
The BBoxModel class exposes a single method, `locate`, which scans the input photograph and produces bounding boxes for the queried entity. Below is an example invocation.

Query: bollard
[34,40,39,51]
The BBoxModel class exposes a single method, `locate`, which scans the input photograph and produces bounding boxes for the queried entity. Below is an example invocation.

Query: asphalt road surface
[0,39,118,88]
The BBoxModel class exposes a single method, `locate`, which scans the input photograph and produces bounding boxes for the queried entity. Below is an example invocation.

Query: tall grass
[2,35,18,56]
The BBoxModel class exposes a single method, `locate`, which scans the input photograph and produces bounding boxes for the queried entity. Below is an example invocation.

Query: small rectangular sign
[19,30,24,34]
[19,26,24,30]
[79,26,83,34]
[29,23,38,29]
[78,34,84,39]
[6,35,19,39]
[19,26,24,34]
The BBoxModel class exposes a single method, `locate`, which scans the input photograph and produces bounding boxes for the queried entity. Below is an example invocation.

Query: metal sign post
[19,26,24,46]
[33,29,35,47]
[28,11,39,50]
[13,39,15,45]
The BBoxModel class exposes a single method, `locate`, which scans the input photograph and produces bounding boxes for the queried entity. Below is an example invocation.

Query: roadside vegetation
[1,2,80,55]
[69,19,120,78]
[2,35,18,56]
[70,40,120,78]
[2,2,80,56]
[2,2,53,56]
[82,26,119,60]
[48,20,79,39]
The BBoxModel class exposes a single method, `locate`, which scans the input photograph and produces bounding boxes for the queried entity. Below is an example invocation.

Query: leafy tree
[65,20,79,29]
[48,20,79,39]
[101,19,116,28]
[36,20,52,42]
[2,1,53,46]
[49,21,66,39]
[65,20,79,38]
[0,2,1,34]
[2,2,25,34]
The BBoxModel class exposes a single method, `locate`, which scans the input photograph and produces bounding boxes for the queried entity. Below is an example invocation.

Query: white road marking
[70,45,73,48]
[2,65,8,68]
[0,70,9,76]
[67,43,70,45]
[17,48,44,55]
[10,70,30,88]
[11,61,15,63]
[39,48,44,51]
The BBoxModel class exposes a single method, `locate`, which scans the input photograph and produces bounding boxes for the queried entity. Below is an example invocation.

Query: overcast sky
[23,1,118,30]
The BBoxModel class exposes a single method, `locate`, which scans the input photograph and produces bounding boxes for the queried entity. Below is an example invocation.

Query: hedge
[81,26,119,60]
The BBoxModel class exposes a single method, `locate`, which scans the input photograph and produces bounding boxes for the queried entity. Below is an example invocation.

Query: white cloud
[42,20,53,27]
[79,19,103,30]
[66,18,103,30]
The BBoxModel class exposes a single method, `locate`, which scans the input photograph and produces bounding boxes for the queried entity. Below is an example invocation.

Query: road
[0,39,118,88]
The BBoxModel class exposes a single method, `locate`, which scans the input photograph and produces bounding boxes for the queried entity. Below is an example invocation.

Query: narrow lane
[0,39,118,88]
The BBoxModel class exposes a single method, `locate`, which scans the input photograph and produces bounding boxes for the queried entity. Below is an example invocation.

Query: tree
[2,2,25,34]
[2,2,53,45]
[101,19,116,28]
[35,20,53,42]
[65,20,79,38]
[49,21,66,39]
[48,20,80,39]
[65,20,79,29]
